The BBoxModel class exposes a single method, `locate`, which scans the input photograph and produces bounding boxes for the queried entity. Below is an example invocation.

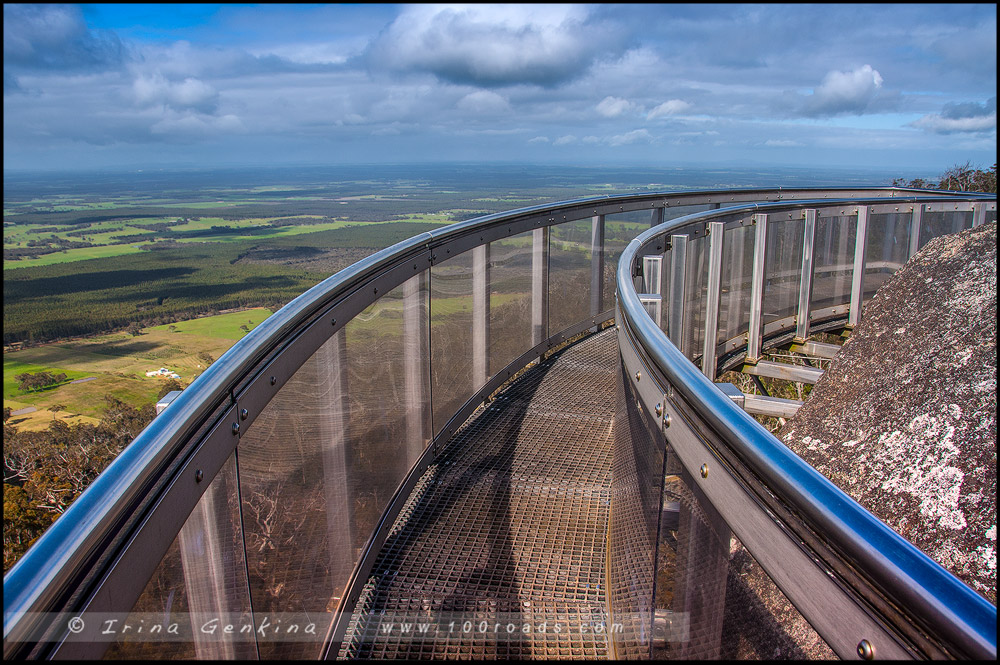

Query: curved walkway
[339,329,618,659]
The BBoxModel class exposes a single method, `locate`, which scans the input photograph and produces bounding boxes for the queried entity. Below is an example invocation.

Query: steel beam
[473,243,490,387]
[591,215,605,317]
[702,222,726,380]
[908,204,923,260]
[743,393,804,418]
[402,272,430,460]
[667,234,689,351]
[788,340,841,360]
[743,359,824,384]
[848,206,870,328]
[531,226,549,347]
[746,214,768,363]
[795,209,817,343]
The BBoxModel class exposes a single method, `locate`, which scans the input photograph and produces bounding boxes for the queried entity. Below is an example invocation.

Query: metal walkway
[339,329,618,659]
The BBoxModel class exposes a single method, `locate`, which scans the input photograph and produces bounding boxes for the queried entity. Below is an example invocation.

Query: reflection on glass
[548,219,593,334]
[489,231,533,375]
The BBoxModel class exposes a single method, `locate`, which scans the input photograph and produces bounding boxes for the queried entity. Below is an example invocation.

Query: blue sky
[3,3,996,173]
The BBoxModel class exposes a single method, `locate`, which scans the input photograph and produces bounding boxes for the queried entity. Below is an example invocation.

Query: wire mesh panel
[104,453,256,660]
[488,231,534,375]
[548,219,594,335]
[811,214,855,313]
[236,277,432,659]
[762,217,804,327]
[717,224,754,347]
[608,364,666,659]
[430,249,476,438]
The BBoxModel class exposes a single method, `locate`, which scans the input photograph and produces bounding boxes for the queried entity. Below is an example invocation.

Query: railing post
[795,209,817,343]
[318,329,355,602]
[972,202,987,228]
[403,272,430,460]
[667,235,689,352]
[848,206,870,329]
[701,222,725,380]
[908,204,923,260]
[591,215,606,317]
[746,214,768,364]
[532,227,549,347]
[473,243,491,388]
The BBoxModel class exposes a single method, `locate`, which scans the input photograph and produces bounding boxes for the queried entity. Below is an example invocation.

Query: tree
[127,322,143,337]
[48,404,65,421]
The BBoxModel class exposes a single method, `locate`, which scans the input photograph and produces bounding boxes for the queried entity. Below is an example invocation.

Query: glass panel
[430,249,475,437]
[717,224,754,347]
[488,230,533,376]
[864,212,909,301]
[683,234,709,361]
[917,211,973,251]
[762,218,804,327]
[105,453,255,660]
[548,219,593,334]
[605,211,657,311]
[811,214,854,313]
[237,276,431,659]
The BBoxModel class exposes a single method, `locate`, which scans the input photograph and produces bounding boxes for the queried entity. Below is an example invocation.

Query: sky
[3,3,997,174]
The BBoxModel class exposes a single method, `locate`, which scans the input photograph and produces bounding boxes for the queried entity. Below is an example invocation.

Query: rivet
[700,464,709,478]
[331,317,337,326]
[374,287,378,294]
[635,371,641,381]
[241,408,248,421]
[664,414,671,428]
[857,639,874,660]
[195,470,203,483]
[270,376,277,386]
[232,422,240,435]
[655,403,663,417]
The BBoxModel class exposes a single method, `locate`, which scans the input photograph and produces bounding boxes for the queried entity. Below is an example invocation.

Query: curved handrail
[616,195,997,658]
[3,186,991,659]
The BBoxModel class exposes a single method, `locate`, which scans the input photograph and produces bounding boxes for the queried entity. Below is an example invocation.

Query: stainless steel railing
[3,187,993,660]
[612,195,996,659]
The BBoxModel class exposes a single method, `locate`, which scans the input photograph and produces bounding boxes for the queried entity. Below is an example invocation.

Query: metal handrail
[3,186,990,659]
[616,195,997,658]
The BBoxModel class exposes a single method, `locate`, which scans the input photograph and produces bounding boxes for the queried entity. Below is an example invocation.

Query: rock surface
[778,220,997,604]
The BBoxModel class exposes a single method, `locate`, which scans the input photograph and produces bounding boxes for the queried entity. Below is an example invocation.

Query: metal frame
[5,188,994,662]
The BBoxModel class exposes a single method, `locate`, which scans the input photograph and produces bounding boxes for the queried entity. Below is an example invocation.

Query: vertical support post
[317,329,355,602]
[473,243,490,388]
[972,202,986,228]
[403,272,430,460]
[667,235,689,352]
[642,256,663,294]
[591,215,606,317]
[531,226,549,347]
[178,466,239,659]
[746,214,768,364]
[651,207,665,228]
[795,209,817,343]
[848,206,870,329]
[908,204,923,259]
[701,222,725,380]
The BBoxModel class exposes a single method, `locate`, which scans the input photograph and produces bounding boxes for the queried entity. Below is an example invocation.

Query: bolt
[635,371,641,381]
[857,639,874,660]
[331,317,337,326]
[241,408,249,421]
[700,464,709,479]
[270,376,277,386]
[664,414,671,428]
[655,403,663,417]
[195,470,203,483]
[232,422,240,436]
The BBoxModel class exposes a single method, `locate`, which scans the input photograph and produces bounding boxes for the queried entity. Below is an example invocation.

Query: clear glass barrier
[682,235,709,361]
[762,218,804,326]
[430,250,475,437]
[548,219,593,334]
[717,224,754,347]
[811,214,854,313]
[488,231,534,375]
[864,212,910,301]
[105,453,255,660]
[917,211,973,251]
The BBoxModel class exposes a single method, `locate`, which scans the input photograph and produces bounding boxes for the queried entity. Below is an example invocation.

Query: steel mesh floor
[339,329,618,659]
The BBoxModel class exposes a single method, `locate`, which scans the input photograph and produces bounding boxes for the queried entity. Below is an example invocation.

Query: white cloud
[365,4,625,87]
[596,96,634,118]
[528,136,550,144]
[554,135,577,145]
[911,97,996,135]
[150,112,244,138]
[801,64,885,117]
[647,99,691,120]
[608,128,652,146]
[457,90,511,115]
[133,74,219,114]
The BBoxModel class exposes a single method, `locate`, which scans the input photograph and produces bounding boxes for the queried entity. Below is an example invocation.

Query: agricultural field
[3,308,273,431]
